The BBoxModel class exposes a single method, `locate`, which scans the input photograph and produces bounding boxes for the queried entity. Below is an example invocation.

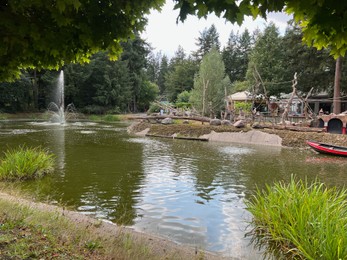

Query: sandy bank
[200,130,282,146]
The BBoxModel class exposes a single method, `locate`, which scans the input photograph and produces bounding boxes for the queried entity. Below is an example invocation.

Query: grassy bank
[0,191,212,260]
[87,114,122,122]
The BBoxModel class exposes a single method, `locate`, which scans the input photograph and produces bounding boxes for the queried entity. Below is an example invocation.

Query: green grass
[0,146,55,181]
[88,114,121,122]
[245,176,347,259]
[0,113,9,120]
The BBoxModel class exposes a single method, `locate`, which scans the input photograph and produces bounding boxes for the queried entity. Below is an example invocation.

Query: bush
[245,176,347,259]
[0,146,55,181]
[175,102,192,109]
[103,114,120,122]
[82,105,106,115]
[234,101,252,113]
[147,103,161,114]
[106,106,121,115]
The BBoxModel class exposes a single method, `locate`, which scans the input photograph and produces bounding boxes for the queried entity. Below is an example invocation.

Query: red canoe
[306,140,347,157]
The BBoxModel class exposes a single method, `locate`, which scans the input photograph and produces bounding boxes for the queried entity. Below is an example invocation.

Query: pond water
[1,121,347,259]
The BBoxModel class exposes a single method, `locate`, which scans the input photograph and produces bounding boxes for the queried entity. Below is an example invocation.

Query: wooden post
[333,56,342,114]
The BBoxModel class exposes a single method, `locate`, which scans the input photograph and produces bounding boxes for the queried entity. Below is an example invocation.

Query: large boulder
[221,120,232,126]
[233,120,245,128]
[161,118,173,125]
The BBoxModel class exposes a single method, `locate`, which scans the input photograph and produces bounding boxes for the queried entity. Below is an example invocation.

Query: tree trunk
[333,56,342,114]
[202,78,209,116]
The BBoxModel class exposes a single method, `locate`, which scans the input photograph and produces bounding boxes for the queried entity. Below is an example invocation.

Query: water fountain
[47,70,76,124]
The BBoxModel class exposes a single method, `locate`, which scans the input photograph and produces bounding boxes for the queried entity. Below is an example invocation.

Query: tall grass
[0,146,55,181]
[245,176,347,259]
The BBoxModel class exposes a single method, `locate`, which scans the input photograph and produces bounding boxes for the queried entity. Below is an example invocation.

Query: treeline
[1,22,346,114]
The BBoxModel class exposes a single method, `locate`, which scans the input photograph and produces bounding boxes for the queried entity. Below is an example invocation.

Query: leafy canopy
[174,0,347,58]
[1,0,164,81]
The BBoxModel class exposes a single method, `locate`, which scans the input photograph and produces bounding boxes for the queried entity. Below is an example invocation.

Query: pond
[1,120,347,259]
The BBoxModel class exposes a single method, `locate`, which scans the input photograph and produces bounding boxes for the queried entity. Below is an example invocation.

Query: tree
[157,55,169,95]
[174,0,347,57]
[0,74,32,112]
[282,23,335,94]
[0,0,164,81]
[63,51,133,113]
[4,0,347,82]
[246,23,286,97]
[165,48,198,102]
[193,24,221,61]
[222,29,252,82]
[190,47,230,117]
[121,34,151,112]
[137,81,159,111]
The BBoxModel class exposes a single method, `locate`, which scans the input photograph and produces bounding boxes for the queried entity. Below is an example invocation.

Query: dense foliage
[174,0,347,57]
[0,0,165,82]
[2,0,347,87]
[1,22,346,115]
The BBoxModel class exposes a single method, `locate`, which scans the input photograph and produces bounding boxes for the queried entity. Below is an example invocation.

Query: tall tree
[223,29,252,83]
[0,74,32,112]
[165,57,198,102]
[282,23,335,94]
[165,46,197,102]
[246,23,286,97]
[158,55,170,95]
[63,52,133,113]
[121,34,151,112]
[146,51,161,84]
[190,47,230,117]
[193,24,221,61]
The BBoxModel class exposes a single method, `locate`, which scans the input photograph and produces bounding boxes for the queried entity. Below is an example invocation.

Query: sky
[142,1,292,58]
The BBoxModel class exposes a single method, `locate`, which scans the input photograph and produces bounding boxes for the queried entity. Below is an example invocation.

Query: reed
[0,146,55,181]
[246,176,347,259]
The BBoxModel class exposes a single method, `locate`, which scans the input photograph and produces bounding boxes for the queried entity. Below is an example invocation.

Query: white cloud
[141,1,291,58]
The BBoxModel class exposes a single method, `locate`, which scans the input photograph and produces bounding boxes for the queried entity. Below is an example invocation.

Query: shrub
[87,114,120,122]
[147,103,161,114]
[0,146,55,181]
[234,101,252,114]
[176,90,191,103]
[103,114,120,122]
[245,176,347,259]
[82,105,106,115]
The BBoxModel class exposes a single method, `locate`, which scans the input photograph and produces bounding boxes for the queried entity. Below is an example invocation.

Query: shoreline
[0,190,229,260]
[128,120,347,149]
